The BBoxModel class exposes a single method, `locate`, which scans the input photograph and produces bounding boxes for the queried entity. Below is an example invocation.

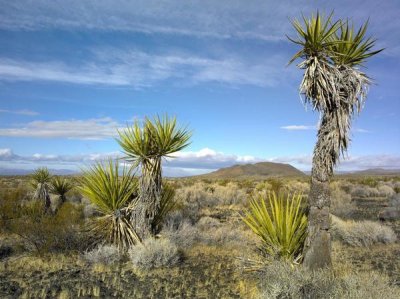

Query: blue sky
[0,0,399,176]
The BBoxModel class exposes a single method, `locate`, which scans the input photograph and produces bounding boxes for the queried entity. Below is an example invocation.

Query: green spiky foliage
[151,184,177,234]
[49,177,74,203]
[242,192,307,262]
[30,167,52,211]
[288,11,382,269]
[117,115,191,238]
[78,160,140,250]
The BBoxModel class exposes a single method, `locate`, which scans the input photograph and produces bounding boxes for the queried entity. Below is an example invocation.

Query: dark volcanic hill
[198,162,305,179]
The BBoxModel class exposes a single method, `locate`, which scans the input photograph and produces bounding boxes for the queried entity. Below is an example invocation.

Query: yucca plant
[288,12,382,269]
[242,192,307,262]
[30,167,52,212]
[151,184,177,234]
[117,115,191,238]
[49,176,74,204]
[78,160,140,250]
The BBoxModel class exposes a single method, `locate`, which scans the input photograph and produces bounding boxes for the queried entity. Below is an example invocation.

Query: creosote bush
[10,201,88,254]
[128,238,180,270]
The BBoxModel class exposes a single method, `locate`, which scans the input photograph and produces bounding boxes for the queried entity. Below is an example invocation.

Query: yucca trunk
[303,111,339,269]
[131,157,162,239]
[34,183,51,212]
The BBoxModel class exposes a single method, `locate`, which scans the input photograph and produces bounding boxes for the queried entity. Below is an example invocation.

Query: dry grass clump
[254,260,400,299]
[331,215,397,247]
[128,238,180,270]
[82,244,122,265]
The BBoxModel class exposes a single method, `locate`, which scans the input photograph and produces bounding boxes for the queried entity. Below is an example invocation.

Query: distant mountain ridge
[197,161,305,179]
[347,168,400,176]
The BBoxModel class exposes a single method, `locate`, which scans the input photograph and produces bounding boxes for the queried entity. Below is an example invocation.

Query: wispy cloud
[0,108,39,116]
[269,154,400,171]
[1,0,398,51]
[0,51,289,88]
[0,1,295,41]
[0,117,123,140]
[280,125,316,131]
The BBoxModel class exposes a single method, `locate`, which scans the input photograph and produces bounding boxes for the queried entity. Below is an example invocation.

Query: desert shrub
[0,245,13,260]
[83,203,100,218]
[162,219,198,249]
[389,193,400,208]
[10,201,88,254]
[282,180,310,196]
[350,185,380,198]
[242,192,307,261]
[174,182,247,221]
[254,260,400,299]
[196,220,250,248]
[152,184,178,234]
[331,215,397,246]
[83,244,122,265]
[128,238,180,270]
[359,177,379,188]
[330,182,354,217]
[255,181,273,192]
[0,187,29,232]
[196,216,222,230]
[377,185,395,197]
[266,178,284,194]
[213,182,247,205]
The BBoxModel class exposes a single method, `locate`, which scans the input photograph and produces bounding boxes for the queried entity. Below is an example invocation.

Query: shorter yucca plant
[242,191,307,262]
[50,176,74,203]
[30,167,52,211]
[78,159,140,250]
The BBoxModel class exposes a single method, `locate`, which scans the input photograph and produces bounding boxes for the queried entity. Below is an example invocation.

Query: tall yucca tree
[78,159,140,250]
[288,12,382,269]
[30,167,52,212]
[117,115,191,238]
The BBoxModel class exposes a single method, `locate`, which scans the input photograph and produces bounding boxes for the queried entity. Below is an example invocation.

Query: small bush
[83,244,122,265]
[359,177,379,188]
[331,215,397,246]
[128,238,180,270]
[10,201,88,254]
[377,185,395,197]
[162,219,198,249]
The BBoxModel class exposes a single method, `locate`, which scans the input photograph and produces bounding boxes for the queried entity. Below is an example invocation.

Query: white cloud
[0,117,123,140]
[3,147,398,176]
[280,125,316,131]
[0,109,39,116]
